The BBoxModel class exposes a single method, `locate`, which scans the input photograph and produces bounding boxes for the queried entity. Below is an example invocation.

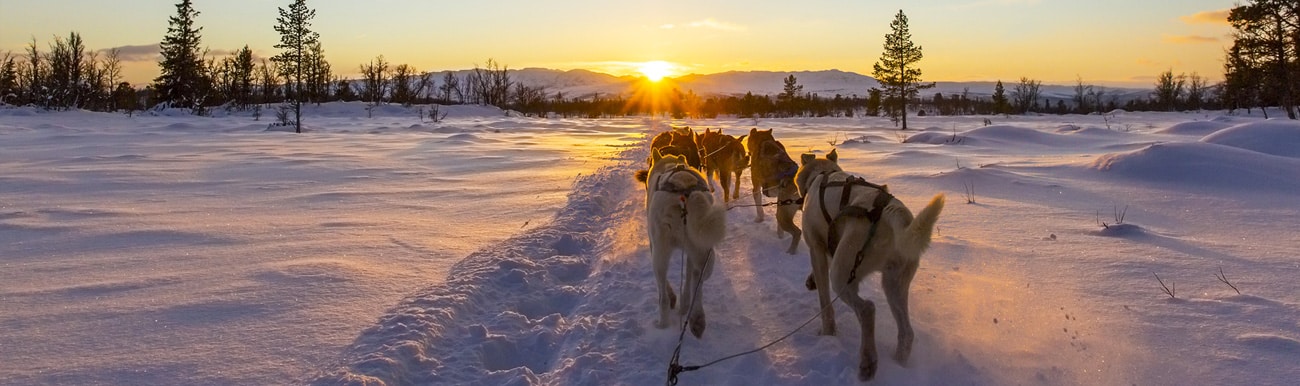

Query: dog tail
[685,191,727,247]
[897,194,945,261]
[635,169,649,183]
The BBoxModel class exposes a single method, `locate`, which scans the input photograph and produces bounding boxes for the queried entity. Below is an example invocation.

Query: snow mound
[1157,121,1231,136]
[1090,142,1300,191]
[1200,120,1300,158]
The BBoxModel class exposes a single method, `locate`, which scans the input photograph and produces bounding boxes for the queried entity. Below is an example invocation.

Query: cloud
[659,24,675,29]
[1180,9,1231,25]
[100,44,161,62]
[1162,34,1219,44]
[97,44,257,62]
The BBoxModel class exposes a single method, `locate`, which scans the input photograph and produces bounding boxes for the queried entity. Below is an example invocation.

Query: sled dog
[635,149,727,338]
[649,126,703,170]
[697,128,748,203]
[795,149,945,381]
[746,128,802,254]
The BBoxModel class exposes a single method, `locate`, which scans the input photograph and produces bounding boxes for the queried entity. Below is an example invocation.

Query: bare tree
[438,70,461,103]
[1072,75,1093,114]
[1012,76,1042,114]
[1153,69,1186,111]
[358,55,389,104]
[1185,72,1208,111]
[390,63,415,105]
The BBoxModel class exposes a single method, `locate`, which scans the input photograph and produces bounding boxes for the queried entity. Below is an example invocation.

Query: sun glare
[637,60,675,82]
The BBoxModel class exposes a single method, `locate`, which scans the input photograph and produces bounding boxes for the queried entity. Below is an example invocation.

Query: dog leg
[732,170,743,201]
[688,254,708,339]
[836,277,878,382]
[777,204,801,255]
[831,223,879,381]
[718,167,731,203]
[884,258,919,365]
[751,185,765,222]
[652,243,675,329]
[808,243,835,336]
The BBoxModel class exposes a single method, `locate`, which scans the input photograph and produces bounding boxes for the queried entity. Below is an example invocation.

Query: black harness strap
[813,172,894,285]
[655,165,710,197]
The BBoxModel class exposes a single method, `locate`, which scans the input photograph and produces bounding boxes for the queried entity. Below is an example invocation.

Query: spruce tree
[155,0,205,109]
[991,80,1009,115]
[871,10,933,129]
[272,0,320,133]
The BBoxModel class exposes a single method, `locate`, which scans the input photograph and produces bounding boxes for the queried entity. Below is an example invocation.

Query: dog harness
[759,142,799,193]
[813,171,894,285]
[655,165,710,199]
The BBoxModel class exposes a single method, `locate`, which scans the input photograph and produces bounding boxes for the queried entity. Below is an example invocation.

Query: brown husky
[746,128,802,254]
[696,128,748,203]
[795,149,945,381]
[649,126,702,170]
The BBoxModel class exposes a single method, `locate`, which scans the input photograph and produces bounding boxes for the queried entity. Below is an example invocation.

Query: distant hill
[426,67,1149,104]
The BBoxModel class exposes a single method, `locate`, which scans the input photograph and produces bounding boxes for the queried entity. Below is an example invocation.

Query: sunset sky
[1,0,1237,88]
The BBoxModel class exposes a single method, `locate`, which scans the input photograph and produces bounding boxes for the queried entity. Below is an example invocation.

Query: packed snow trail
[311,136,1102,385]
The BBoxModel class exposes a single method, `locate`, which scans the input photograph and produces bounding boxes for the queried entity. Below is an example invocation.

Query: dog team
[635,126,946,381]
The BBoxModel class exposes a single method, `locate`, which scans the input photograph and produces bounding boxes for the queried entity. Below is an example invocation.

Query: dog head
[746,128,775,154]
[795,149,844,198]
[642,148,702,190]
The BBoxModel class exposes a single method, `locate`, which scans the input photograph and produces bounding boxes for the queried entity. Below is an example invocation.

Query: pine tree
[778,74,803,117]
[991,80,1009,115]
[230,46,255,109]
[872,10,934,129]
[155,0,206,109]
[272,0,320,133]
[0,52,19,105]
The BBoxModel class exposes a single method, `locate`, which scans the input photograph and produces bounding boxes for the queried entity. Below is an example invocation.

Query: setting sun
[637,60,676,82]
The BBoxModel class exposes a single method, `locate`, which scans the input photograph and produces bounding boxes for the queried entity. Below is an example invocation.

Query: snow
[2,104,1298,385]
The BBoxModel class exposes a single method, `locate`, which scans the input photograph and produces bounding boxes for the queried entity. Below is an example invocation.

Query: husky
[697,128,748,203]
[634,149,727,338]
[795,149,945,381]
[746,128,803,254]
[649,126,702,170]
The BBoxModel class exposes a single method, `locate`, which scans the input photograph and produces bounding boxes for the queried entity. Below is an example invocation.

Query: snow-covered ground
[2,103,1298,385]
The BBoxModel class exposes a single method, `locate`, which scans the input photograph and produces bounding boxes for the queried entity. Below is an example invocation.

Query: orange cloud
[1162,34,1219,44]
[1180,9,1231,25]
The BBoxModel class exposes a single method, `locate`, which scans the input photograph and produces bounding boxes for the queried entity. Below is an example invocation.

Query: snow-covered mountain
[478,68,1149,102]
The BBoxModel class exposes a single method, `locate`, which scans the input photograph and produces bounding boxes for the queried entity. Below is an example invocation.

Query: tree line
[0,2,1292,121]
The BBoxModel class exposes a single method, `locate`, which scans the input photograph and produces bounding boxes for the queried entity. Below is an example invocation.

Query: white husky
[795,149,945,381]
[635,150,727,338]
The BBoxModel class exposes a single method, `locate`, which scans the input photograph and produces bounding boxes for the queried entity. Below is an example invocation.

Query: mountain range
[487,68,1151,103]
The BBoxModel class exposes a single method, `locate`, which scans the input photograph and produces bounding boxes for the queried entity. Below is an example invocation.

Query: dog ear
[801,153,815,165]
[827,148,838,162]
[737,134,747,143]
[652,147,664,162]
[749,127,757,136]
[880,184,889,193]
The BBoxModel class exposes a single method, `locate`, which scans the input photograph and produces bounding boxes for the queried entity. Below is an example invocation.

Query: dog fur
[746,128,803,254]
[637,149,727,338]
[795,149,945,381]
[697,128,749,203]
[648,126,702,170]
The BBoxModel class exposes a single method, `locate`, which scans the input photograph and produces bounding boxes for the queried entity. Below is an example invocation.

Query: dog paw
[894,345,912,366]
[817,325,836,336]
[858,357,878,381]
[654,319,669,329]
[785,246,798,255]
[804,274,817,291]
[689,313,706,339]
